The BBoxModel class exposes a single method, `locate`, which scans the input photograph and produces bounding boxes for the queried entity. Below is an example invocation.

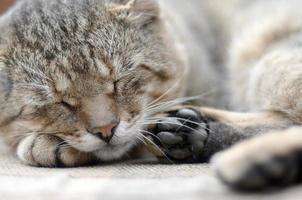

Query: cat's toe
[17,134,95,167]
[175,108,203,126]
[151,108,209,162]
[212,143,300,191]
[56,144,96,167]
[17,134,40,166]
[157,132,183,145]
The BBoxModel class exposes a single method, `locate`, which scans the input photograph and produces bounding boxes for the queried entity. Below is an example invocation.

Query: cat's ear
[109,0,160,26]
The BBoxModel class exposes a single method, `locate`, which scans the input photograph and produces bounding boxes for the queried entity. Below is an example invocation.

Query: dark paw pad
[151,108,209,162]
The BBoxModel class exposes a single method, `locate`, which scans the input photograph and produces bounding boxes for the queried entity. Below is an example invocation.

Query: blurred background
[0,0,15,14]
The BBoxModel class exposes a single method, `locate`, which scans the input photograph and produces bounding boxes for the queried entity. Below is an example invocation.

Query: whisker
[134,135,147,145]
[146,74,186,108]
[133,91,218,137]
[139,133,173,164]
[145,88,219,117]
[138,129,161,141]
[146,96,200,112]
[143,116,212,132]
[57,141,68,146]
[138,121,212,137]
[59,144,72,150]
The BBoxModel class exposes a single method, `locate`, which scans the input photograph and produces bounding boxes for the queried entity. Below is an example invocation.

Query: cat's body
[158,0,228,108]
[1,0,302,191]
[188,0,302,190]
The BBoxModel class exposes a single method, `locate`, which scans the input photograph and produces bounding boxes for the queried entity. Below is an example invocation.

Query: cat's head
[0,0,185,160]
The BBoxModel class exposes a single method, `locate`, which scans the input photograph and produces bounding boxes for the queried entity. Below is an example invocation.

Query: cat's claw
[151,108,209,162]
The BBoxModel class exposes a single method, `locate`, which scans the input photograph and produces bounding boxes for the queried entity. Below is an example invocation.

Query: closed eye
[61,101,77,111]
[113,80,118,93]
[138,64,169,79]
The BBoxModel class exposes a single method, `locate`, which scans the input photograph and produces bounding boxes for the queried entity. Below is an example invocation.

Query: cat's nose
[89,120,119,143]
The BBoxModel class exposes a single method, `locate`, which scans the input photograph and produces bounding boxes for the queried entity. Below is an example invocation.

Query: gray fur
[0,0,185,167]
[1,0,302,184]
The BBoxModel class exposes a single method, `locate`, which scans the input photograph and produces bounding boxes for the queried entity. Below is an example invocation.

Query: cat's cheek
[112,121,140,144]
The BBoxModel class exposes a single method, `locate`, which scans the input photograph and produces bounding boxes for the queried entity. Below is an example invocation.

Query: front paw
[150,108,209,162]
[17,134,95,167]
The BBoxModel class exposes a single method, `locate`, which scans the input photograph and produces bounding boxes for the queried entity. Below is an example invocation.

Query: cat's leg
[17,134,96,167]
[212,127,302,190]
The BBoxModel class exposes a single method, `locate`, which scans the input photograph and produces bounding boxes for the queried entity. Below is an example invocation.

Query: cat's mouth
[94,142,128,151]
[62,121,143,161]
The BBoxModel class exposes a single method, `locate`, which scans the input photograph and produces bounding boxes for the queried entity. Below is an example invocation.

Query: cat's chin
[93,142,135,161]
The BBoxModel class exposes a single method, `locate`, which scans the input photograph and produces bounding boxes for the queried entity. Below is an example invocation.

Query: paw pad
[151,108,209,162]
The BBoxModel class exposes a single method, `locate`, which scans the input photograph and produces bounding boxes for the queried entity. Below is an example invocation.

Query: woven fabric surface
[0,151,302,200]
[0,151,211,178]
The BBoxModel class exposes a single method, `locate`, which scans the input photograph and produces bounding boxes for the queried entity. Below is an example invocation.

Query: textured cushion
[0,151,302,200]
[0,151,211,178]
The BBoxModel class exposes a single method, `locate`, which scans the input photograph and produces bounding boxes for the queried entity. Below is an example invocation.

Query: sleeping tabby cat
[1,0,302,191]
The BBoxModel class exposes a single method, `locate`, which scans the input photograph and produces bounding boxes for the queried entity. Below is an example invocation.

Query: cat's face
[0,0,183,160]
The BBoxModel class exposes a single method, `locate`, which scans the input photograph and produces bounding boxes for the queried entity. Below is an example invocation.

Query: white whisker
[138,121,212,136]
[138,129,161,141]
[139,133,173,164]
[144,116,211,132]
[146,74,186,108]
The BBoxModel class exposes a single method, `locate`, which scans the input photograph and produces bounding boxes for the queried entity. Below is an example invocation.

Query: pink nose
[89,121,119,143]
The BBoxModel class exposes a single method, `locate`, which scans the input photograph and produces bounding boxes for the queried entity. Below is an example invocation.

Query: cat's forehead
[49,55,127,98]
[9,0,146,54]
[2,0,167,100]
[7,0,148,75]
